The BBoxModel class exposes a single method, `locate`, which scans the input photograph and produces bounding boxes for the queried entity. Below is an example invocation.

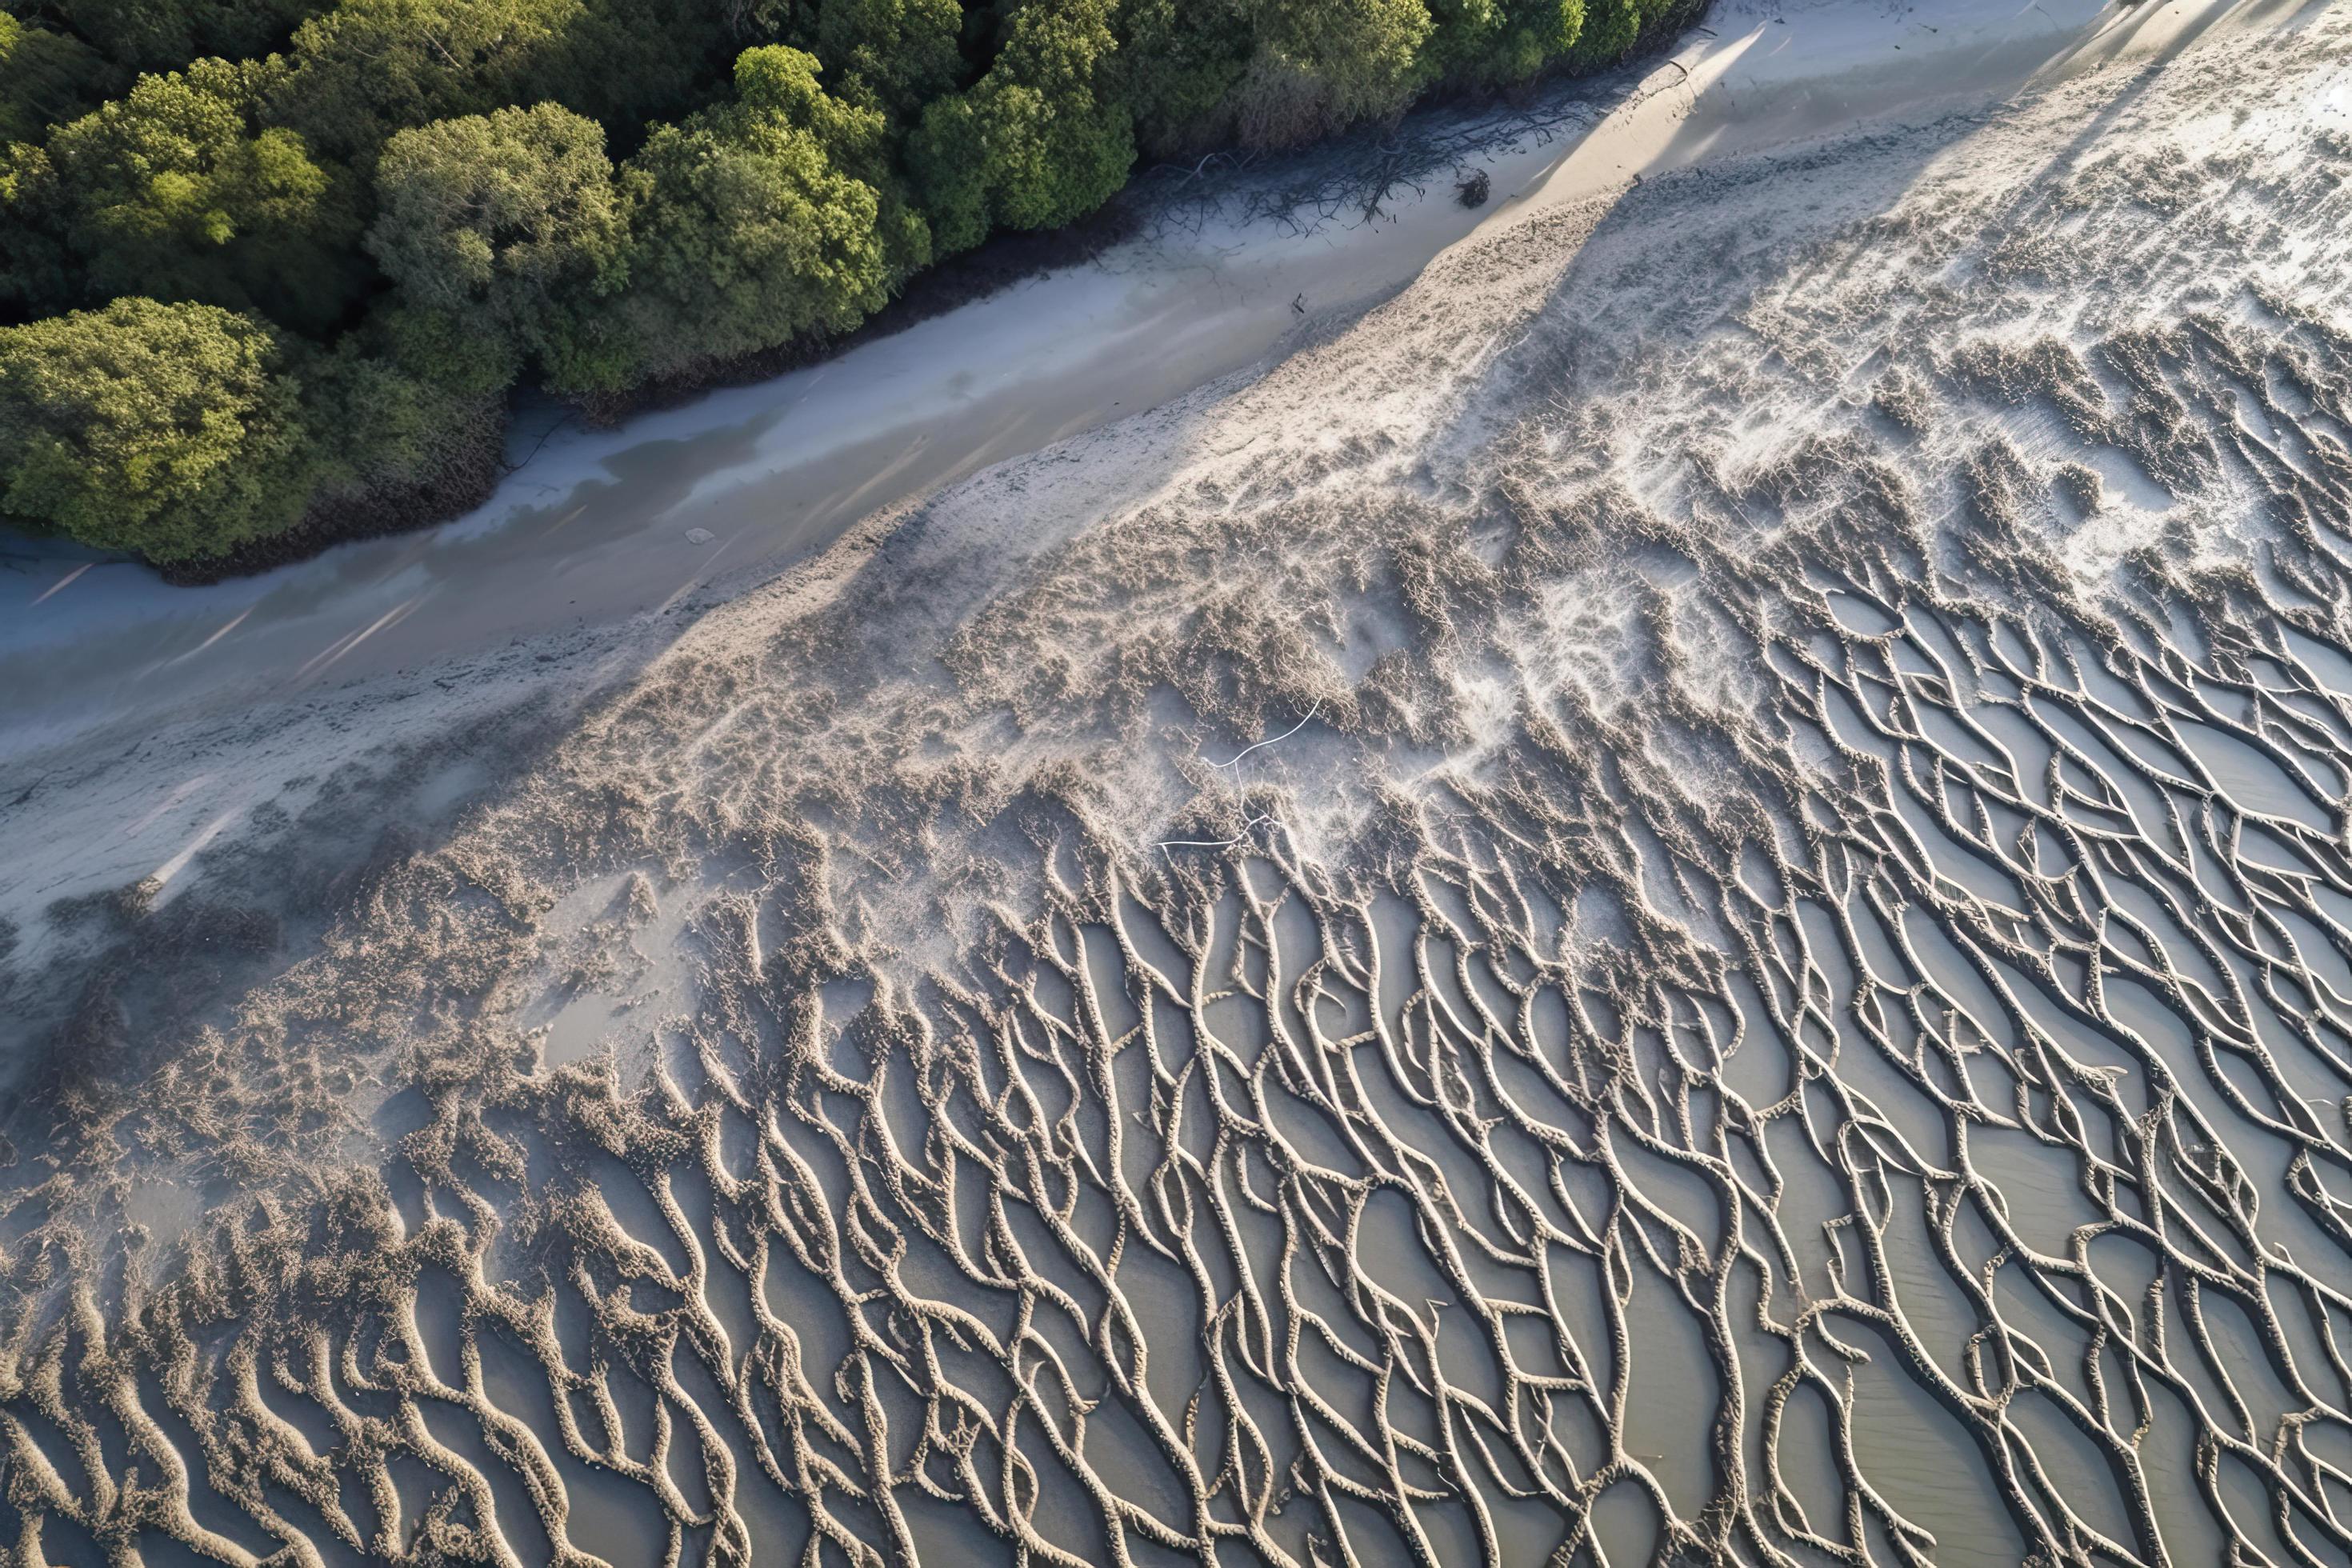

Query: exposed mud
[5,6,2352,1566]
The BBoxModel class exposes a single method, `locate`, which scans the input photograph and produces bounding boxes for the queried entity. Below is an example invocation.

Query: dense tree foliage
[54,0,319,74]
[1118,1,1250,159]
[912,0,1131,254]
[1570,0,1677,67]
[616,47,923,381]
[32,58,366,330]
[1428,1,1588,90]
[368,102,626,382]
[812,0,965,114]
[0,14,117,145]
[268,0,582,160]
[1239,0,1434,147]
[0,298,314,559]
[0,0,1694,565]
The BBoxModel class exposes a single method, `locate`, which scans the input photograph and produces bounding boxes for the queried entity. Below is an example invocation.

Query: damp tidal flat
[6,3,2352,1565]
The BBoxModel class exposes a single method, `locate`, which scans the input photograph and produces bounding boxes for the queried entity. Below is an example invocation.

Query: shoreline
[0,0,2242,934]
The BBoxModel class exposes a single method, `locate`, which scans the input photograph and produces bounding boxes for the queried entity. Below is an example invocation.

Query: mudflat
[3,2,2350,1564]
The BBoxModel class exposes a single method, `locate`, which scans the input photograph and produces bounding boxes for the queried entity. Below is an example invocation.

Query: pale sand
[1,0,2190,930]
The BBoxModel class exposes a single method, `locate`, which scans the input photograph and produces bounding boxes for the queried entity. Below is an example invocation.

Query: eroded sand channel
[6,2,2352,1565]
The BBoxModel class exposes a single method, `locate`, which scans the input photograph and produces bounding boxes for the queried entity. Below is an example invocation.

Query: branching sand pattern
[7,8,2352,1565]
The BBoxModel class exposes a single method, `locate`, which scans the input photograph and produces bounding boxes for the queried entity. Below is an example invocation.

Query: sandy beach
[5,2,2350,1563]
[0,0,2201,928]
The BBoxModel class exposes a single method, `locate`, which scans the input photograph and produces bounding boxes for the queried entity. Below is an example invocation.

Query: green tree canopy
[0,0,1695,567]
[611,46,919,384]
[39,58,365,332]
[1118,0,1252,160]
[299,334,506,502]
[1569,0,1657,66]
[734,39,930,276]
[0,298,316,560]
[53,0,322,74]
[1234,0,1434,146]
[0,15,118,147]
[911,0,1133,256]
[812,0,966,116]
[520,0,737,137]
[268,0,583,161]
[366,102,627,385]
[1426,0,1586,88]
[0,145,75,318]
[267,0,727,162]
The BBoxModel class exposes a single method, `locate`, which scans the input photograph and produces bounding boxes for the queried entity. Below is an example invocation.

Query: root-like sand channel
[7,5,2352,1565]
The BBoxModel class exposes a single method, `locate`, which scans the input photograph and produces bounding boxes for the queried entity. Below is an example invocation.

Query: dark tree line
[0,0,1687,565]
